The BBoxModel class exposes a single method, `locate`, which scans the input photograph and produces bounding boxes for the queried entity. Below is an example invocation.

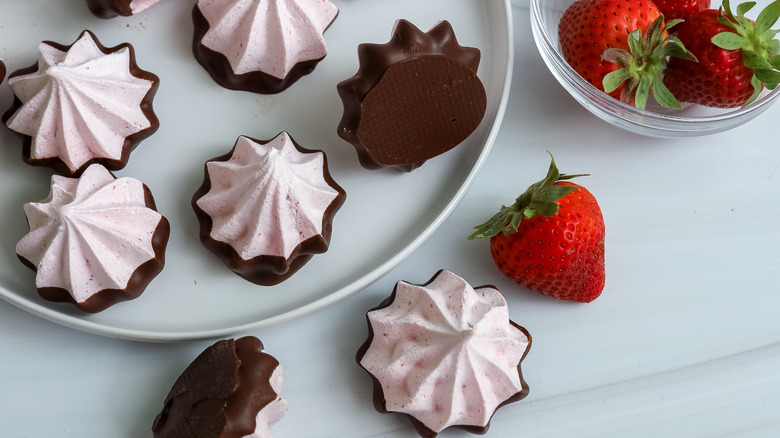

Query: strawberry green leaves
[602,15,697,110]
[714,0,780,105]
[468,153,586,240]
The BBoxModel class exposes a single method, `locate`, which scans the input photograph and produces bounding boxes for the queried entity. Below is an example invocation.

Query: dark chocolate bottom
[84,0,133,18]
[191,5,325,95]
[152,336,282,438]
[193,211,329,286]
[19,215,170,313]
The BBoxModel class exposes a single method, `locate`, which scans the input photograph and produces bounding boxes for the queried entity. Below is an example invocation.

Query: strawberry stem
[714,0,780,106]
[468,153,587,240]
[602,15,697,110]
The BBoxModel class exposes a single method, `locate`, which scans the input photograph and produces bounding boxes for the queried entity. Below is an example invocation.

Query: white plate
[0,0,513,341]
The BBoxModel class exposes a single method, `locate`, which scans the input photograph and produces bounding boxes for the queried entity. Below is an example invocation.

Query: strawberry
[653,0,711,20]
[663,0,780,108]
[468,155,605,303]
[559,0,696,109]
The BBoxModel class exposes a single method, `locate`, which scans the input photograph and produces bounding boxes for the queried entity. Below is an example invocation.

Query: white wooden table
[2,3,780,437]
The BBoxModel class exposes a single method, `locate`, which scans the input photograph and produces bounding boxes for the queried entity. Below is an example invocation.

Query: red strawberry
[653,0,711,20]
[468,155,605,303]
[663,0,780,108]
[559,0,696,109]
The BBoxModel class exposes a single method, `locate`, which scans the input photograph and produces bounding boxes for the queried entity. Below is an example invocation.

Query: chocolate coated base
[191,5,330,94]
[85,0,134,18]
[337,20,486,172]
[152,336,282,438]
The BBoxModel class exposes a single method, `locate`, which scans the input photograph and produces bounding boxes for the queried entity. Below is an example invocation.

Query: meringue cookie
[192,0,338,93]
[3,30,159,176]
[192,132,345,285]
[337,19,486,172]
[16,164,169,312]
[357,270,531,436]
[85,0,162,18]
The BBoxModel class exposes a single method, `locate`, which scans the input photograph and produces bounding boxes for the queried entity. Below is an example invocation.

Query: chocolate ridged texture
[84,0,134,18]
[191,133,346,285]
[152,337,282,438]
[1,29,160,177]
[191,3,337,94]
[355,269,532,437]
[16,181,170,313]
[337,20,486,172]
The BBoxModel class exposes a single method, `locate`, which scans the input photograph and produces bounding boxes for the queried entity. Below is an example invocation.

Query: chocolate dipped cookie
[337,20,487,172]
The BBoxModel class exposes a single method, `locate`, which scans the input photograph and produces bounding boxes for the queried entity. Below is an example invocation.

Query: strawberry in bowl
[663,0,780,108]
[558,0,695,109]
[530,0,780,137]
[654,0,712,20]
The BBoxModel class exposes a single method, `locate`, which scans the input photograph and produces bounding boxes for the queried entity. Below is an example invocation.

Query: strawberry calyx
[713,0,780,106]
[602,15,697,110]
[468,153,587,240]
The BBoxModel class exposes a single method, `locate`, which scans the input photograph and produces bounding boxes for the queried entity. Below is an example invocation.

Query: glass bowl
[529,0,780,137]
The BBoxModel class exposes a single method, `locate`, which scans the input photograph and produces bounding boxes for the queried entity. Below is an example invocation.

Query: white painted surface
[2,2,780,437]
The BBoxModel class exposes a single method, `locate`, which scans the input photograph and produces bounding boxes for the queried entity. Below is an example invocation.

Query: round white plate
[0,0,513,342]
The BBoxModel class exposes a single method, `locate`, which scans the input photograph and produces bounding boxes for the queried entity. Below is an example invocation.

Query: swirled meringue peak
[85,0,162,18]
[357,270,531,437]
[193,132,346,285]
[16,164,170,313]
[3,30,159,176]
[193,0,338,93]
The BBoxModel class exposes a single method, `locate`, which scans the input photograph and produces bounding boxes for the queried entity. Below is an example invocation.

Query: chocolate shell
[152,337,286,438]
[2,30,160,177]
[0,60,5,83]
[337,20,487,172]
[85,0,160,18]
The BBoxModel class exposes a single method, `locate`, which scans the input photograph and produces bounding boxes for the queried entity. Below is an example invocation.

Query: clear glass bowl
[529,0,780,137]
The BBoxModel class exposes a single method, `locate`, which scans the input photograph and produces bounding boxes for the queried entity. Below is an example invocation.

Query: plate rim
[0,0,515,342]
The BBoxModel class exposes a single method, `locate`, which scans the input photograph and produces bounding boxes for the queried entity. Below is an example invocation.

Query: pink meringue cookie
[357,270,531,437]
[85,0,162,18]
[16,164,169,313]
[2,30,159,176]
[192,132,346,285]
[192,0,338,93]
